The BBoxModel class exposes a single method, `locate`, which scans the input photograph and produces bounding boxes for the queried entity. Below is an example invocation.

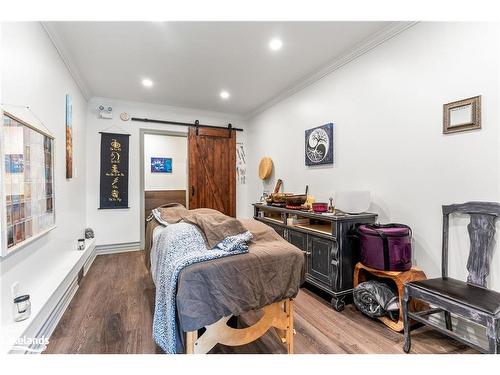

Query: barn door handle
[191,186,195,196]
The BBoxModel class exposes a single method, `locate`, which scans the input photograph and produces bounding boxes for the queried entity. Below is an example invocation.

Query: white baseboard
[28,278,80,354]
[83,248,97,275]
[94,241,141,255]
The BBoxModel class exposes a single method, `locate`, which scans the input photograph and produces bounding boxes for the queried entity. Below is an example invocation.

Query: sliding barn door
[188,127,236,217]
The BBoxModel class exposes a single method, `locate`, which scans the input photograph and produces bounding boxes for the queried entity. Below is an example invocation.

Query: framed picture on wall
[65,94,73,178]
[151,157,172,173]
[305,123,334,166]
[1,111,56,256]
[443,95,481,134]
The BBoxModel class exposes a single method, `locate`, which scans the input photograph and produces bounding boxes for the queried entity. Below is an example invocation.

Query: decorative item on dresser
[265,179,293,207]
[403,202,500,354]
[285,185,309,209]
[253,203,377,311]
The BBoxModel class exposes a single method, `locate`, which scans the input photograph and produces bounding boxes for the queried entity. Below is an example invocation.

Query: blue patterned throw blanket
[151,221,252,353]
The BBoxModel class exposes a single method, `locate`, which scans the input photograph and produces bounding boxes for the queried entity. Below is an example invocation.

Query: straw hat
[258,157,273,180]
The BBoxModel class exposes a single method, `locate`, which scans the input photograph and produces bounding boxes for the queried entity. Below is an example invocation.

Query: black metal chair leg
[402,286,411,353]
[444,311,453,331]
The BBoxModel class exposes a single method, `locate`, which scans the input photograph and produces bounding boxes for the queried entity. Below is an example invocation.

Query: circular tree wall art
[305,123,334,166]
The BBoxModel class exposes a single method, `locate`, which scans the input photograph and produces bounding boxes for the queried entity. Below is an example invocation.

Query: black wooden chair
[403,202,500,354]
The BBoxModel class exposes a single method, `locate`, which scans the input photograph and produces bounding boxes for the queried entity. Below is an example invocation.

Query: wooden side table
[353,262,427,332]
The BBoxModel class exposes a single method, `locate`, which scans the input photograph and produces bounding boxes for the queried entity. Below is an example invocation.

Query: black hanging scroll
[99,132,130,209]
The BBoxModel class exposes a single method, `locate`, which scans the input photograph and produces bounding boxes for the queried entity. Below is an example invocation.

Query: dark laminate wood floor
[45,251,477,354]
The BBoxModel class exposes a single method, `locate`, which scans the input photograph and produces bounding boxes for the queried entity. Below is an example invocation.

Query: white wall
[247,22,500,290]
[0,23,87,322]
[144,134,187,191]
[86,97,247,246]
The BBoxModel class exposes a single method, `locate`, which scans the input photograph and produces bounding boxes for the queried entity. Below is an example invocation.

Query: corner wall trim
[40,22,91,101]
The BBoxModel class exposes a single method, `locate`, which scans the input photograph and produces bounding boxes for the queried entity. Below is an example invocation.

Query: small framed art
[151,157,172,173]
[443,96,481,134]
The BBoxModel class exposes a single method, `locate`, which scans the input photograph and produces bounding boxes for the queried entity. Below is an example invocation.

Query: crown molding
[89,96,246,122]
[245,21,419,120]
[41,22,92,101]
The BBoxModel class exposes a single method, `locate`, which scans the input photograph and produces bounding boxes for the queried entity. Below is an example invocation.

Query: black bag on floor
[353,280,400,321]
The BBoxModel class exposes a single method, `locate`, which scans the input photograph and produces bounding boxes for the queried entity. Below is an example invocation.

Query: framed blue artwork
[151,157,172,173]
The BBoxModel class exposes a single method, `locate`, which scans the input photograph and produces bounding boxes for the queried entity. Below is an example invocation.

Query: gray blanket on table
[152,221,252,353]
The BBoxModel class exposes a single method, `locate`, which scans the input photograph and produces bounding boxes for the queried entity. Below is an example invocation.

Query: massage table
[145,211,304,354]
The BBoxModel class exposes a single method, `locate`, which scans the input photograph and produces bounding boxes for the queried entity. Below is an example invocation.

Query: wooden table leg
[285,299,294,354]
[185,330,198,354]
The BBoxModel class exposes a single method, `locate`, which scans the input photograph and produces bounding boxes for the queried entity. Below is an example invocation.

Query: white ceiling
[44,21,410,117]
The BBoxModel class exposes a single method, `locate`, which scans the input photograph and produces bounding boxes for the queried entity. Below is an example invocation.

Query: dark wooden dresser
[253,203,377,311]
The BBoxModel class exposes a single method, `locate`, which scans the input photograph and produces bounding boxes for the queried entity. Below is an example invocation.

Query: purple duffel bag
[357,223,412,271]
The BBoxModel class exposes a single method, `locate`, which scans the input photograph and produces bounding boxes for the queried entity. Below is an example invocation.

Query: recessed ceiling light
[142,78,154,87]
[220,90,230,99]
[269,38,283,51]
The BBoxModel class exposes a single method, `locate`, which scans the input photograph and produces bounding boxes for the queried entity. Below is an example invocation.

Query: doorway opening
[140,130,187,249]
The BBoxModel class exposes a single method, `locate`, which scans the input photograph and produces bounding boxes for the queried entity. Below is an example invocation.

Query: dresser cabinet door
[307,236,334,286]
[288,229,307,251]
[288,229,308,273]
[268,222,286,239]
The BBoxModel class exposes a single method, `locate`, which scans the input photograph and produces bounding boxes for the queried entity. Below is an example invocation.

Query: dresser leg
[331,296,345,312]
